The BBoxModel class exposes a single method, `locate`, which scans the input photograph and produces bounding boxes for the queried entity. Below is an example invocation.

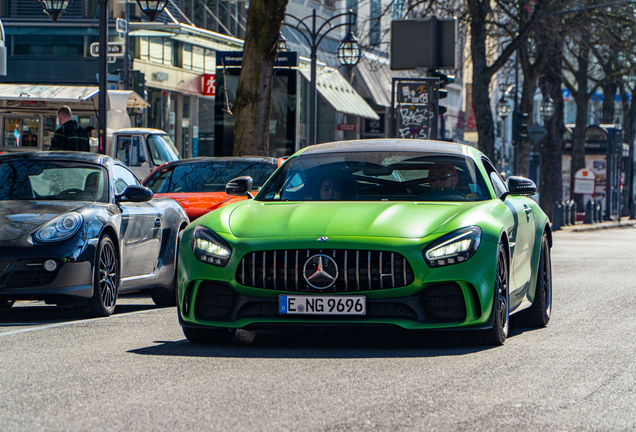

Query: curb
[554,220,636,233]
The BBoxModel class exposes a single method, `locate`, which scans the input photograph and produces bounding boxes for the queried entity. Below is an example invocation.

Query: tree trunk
[539,24,565,223]
[468,0,496,162]
[601,81,617,124]
[232,0,289,156]
[570,49,590,207]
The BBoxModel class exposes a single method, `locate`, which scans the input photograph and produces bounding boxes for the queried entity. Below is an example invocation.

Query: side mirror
[506,176,537,197]
[226,176,253,197]
[116,185,154,203]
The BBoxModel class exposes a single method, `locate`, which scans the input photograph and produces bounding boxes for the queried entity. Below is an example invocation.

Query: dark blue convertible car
[0,152,189,317]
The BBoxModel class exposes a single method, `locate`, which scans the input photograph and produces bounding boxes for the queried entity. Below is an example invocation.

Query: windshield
[257,152,489,202]
[145,160,277,193]
[147,134,180,165]
[0,160,109,202]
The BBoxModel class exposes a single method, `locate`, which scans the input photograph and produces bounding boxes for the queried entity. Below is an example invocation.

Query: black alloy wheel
[85,236,119,317]
[479,243,509,346]
[512,233,552,327]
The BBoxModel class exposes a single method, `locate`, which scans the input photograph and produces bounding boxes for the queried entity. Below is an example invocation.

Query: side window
[482,158,507,198]
[116,136,131,165]
[113,164,140,194]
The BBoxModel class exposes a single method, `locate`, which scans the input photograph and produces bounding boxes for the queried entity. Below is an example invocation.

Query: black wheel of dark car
[479,243,509,346]
[512,233,552,328]
[183,327,236,344]
[0,300,15,309]
[85,236,119,317]
[57,188,94,200]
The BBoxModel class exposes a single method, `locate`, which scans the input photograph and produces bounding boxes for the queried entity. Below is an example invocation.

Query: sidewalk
[555,217,636,232]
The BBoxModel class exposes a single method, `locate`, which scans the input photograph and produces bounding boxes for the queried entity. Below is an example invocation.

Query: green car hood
[225,201,484,239]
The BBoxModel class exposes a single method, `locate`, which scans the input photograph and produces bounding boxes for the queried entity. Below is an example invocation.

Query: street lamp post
[39,0,168,153]
[496,91,511,172]
[282,9,360,146]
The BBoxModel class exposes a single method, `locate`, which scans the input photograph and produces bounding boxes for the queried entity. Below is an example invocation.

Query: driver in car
[418,162,466,201]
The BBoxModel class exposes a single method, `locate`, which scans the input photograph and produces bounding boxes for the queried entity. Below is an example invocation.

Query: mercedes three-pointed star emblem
[303,254,339,289]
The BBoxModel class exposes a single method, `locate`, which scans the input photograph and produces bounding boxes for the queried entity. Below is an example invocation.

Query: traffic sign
[90,42,125,57]
[527,122,547,144]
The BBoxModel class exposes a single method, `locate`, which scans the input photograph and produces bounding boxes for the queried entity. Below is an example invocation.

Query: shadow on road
[129,327,532,359]
[0,294,161,327]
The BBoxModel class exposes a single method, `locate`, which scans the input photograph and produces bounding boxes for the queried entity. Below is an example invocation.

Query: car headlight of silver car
[192,226,232,266]
[34,212,83,242]
[423,226,481,267]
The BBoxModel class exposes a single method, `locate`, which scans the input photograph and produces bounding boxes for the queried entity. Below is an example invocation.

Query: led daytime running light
[424,227,481,267]
[195,237,230,258]
[192,226,232,266]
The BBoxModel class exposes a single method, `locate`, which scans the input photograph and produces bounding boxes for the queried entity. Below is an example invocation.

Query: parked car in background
[111,128,180,180]
[143,157,284,221]
[0,151,189,316]
[176,139,553,346]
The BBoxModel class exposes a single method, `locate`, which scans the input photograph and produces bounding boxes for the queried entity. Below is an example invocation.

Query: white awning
[0,84,149,114]
[298,65,379,120]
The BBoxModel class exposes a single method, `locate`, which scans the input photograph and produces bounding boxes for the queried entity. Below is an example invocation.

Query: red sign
[337,124,356,131]
[202,74,216,96]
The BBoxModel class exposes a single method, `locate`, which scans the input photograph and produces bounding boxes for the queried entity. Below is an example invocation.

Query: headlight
[192,226,232,266]
[34,212,83,242]
[423,226,481,267]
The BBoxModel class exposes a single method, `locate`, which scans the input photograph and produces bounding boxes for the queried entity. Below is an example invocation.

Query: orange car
[143,157,284,221]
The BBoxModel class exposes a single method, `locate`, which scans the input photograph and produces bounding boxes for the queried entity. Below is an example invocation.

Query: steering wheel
[57,189,94,201]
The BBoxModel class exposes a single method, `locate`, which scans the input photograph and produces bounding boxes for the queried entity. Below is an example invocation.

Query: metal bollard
[585,200,592,224]
[595,200,602,223]
[563,201,571,226]
[552,201,563,230]
[571,201,577,225]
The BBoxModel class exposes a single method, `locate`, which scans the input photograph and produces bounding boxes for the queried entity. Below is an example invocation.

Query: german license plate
[279,295,366,315]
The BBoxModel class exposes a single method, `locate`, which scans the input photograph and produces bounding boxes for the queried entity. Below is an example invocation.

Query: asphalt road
[1,227,635,431]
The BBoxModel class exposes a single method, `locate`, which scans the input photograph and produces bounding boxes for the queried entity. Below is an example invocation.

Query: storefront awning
[0,84,149,113]
[299,66,379,120]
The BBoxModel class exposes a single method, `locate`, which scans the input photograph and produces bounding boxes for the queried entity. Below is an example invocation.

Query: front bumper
[0,240,96,302]
[177,233,500,331]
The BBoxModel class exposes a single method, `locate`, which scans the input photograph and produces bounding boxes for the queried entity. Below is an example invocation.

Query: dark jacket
[50,120,90,152]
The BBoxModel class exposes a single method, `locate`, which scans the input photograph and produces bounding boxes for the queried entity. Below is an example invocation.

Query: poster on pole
[392,78,438,140]
[574,168,596,195]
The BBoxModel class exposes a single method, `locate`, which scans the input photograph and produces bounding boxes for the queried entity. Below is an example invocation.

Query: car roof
[0,151,112,165]
[112,128,167,135]
[160,156,279,167]
[298,139,470,156]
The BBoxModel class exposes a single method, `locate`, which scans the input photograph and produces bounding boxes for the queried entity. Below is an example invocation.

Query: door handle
[154,217,162,228]
[523,204,532,221]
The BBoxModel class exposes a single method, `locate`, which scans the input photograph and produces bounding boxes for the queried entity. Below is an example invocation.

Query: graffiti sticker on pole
[392,78,439,139]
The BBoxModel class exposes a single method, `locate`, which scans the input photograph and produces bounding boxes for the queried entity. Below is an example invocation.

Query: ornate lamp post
[282,9,360,145]
[539,95,555,119]
[40,0,168,153]
[277,32,290,53]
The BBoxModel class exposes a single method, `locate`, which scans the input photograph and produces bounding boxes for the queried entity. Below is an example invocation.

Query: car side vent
[236,249,415,293]
[419,283,467,323]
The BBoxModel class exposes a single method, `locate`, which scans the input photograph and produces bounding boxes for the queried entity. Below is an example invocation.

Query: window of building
[205,49,215,73]
[369,0,381,47]
[183,43,192,69]
[11,35,86,57]
[193,45,204,73]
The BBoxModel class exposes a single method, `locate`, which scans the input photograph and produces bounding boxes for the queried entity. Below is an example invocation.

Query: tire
[84,236,119,317]
[512,233,552,327]
[183,326,236,344]
[478,243,509,346]
[0,300,15,309]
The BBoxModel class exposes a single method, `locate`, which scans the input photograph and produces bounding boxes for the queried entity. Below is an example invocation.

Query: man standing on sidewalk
[50,106,90,152]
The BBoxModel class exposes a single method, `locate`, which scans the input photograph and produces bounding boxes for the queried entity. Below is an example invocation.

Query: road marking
[0,308,165,337]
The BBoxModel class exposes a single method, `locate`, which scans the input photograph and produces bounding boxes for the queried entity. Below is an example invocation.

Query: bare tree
[232,0,289,156]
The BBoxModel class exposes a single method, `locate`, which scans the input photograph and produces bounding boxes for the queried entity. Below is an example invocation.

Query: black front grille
[235,249,415,293]
[194,282,237,321]
[0,261,59,289]
[419,283,467,323]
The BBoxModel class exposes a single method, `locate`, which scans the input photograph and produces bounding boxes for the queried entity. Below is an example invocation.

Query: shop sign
[338,124,356,131]
[216,51,299,68]
[202,74,216,96]
[574,168,596,195]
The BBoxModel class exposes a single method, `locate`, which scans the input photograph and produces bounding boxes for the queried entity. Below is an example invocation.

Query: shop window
[140,36,149,60]
[193,46,204,73]
[205,49,215,73]
[183,43,192,70]
[3,117,39,149]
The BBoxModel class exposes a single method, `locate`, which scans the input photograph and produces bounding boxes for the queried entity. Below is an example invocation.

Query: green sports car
[177,139,552,346]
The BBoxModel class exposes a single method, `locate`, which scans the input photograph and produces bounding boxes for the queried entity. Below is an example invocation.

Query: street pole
[513,47,519,175]
[309,10,318,146]
[98,0,108,154]
[282,9,359,146]
[123,5,130,90]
